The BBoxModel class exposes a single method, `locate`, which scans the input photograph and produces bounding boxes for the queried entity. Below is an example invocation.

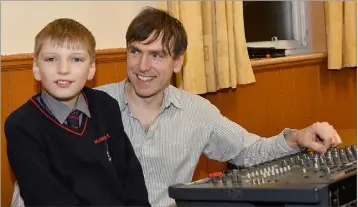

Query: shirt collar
[41,90,91,124]
[119,78,182,112]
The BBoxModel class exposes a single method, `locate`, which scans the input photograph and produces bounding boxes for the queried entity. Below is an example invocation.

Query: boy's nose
[58,63,70,74]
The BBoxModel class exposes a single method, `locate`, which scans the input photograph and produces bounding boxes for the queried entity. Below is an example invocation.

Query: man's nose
[138,55,151,72]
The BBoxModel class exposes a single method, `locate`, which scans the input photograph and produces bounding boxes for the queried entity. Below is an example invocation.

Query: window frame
[245,1,311,55]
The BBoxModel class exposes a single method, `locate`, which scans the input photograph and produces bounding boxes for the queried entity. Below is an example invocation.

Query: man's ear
[173,54,184,74]
[33,59,41,81]
[87,61,96,80]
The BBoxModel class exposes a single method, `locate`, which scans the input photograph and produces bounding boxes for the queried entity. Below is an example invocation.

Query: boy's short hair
[126,7,187,58]
[34,18,96,61]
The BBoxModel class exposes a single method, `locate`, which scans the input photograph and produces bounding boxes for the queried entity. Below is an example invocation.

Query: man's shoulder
[83,87,119,106]
[93,81,123,99]
[169,85,217,111]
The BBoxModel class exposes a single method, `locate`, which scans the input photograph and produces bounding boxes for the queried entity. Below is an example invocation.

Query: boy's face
[33,39,95,107]
[126,33,183,98]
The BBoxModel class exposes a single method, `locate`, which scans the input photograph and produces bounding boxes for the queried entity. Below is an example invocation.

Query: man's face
[33,39,95,107]
[126,33,184,98]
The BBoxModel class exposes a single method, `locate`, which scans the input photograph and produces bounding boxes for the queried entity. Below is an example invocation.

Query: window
[243,1,311,55]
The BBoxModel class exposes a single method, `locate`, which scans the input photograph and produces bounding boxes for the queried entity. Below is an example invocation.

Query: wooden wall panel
[1,50,356,206]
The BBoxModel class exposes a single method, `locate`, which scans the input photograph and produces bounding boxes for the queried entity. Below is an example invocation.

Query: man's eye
[130,50,140,55]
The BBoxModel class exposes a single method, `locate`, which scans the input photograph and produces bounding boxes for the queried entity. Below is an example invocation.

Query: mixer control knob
[287,165,291,171]
[314,163,319,169]
[309,151,314,158]
[232,169,242,183]
[305,156,312,166]
[222,174,230,184]
[300,159,306,167]
[326,156,333,166]
[247,172,251,179]
[339,148,348,164]
[290,158,295,165]
[252,179,257,185]
[350,145,357,158]
[319,156,325,165]
[302,168,307,174]
[279,167,284,174]
[211,176,220,184]
[325,167,331,175]
[275,168,279,175]
[282,160,287,167]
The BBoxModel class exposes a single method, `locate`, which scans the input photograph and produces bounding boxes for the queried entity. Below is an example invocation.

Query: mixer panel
[169,145,357,207]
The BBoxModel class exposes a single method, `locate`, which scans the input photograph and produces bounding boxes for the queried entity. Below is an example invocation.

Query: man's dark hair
[126,7,188,58]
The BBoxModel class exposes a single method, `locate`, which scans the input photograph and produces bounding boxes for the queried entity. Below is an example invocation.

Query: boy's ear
[33,59,41,81]
[87,61,96,80]
[173,54,184,74]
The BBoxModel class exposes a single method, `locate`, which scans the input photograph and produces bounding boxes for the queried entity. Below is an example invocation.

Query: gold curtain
[158,1,255,94]
[325,1,357,70]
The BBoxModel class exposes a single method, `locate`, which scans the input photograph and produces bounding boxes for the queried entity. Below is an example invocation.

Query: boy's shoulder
[5,95,39,130]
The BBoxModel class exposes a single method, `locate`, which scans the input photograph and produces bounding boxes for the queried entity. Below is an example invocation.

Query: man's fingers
[305,139,326,154]
[312,122,334,149]
[334,130,342,146]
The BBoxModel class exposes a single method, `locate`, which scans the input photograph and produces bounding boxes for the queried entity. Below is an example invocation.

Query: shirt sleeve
[202,104,301,167]
[108,101,151,206]
[5,118,80,206]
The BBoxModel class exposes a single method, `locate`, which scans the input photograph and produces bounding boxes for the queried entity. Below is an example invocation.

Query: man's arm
[109,101,151,206]
[5,119,80,206]
[202,105,300,167]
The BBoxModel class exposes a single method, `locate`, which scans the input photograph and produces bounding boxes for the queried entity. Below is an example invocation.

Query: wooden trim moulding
[1,48,127,72]
[1,49,326,72]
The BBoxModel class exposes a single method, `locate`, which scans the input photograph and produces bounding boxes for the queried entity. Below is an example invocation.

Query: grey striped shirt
[11,79,299,207]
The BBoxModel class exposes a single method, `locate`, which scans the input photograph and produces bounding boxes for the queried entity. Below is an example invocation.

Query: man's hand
[285,122,342,153]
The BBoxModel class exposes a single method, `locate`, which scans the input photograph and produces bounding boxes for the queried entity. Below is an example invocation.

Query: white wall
[1,1,157,55]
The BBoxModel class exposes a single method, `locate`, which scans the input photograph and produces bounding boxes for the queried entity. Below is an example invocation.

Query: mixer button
[275,168,279,175]
[287,165,291,171]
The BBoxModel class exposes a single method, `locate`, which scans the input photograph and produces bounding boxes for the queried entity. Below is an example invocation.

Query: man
[95,7,341,207]
[10,6,341,207]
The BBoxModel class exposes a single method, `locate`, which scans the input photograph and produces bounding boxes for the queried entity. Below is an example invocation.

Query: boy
[5,18,150,206]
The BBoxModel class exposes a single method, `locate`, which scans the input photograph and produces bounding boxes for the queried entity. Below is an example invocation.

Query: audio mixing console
[169,145,357,207]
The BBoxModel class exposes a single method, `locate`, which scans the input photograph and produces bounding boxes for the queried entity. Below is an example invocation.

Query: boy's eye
[72,57,84,62]
[44,57,56,62]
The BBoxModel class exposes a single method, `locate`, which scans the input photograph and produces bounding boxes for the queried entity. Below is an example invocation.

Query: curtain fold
[325,1,357,70]
[159,1,255,94]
